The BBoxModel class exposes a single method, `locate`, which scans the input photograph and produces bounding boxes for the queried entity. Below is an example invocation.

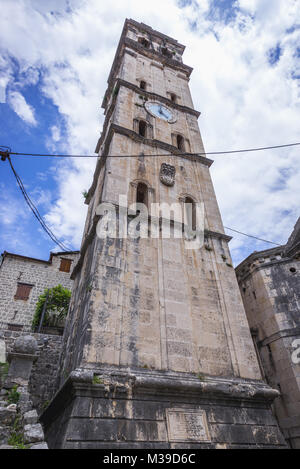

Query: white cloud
[8,91,37,126]
[1,0,300,264]
[0,189,28,227]
[51,125,61,142]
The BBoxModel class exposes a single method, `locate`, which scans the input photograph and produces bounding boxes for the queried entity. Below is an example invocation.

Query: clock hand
[159,106,169,119]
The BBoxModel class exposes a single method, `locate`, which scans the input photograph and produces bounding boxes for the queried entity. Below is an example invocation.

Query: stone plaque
[166,408,210,442]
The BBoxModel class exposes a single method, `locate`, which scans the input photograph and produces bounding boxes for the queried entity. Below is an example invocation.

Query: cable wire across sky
[1,140,293,249]
[2,141,300,159]
[6,155,71,252]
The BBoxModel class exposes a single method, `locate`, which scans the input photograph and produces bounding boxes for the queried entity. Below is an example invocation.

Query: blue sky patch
[0,72,73,258]
[206,0,238,24]
[268,44,282,65]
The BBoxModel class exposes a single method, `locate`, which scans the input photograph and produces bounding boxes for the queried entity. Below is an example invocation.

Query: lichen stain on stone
[111,400,117,418]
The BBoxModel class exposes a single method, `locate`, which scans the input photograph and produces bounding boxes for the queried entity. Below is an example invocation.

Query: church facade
[41,19,286,449]
[236,218,300,448]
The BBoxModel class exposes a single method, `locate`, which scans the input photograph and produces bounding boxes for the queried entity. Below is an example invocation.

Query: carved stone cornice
[107,123,212,164]
[90,123,213,206]
[105,78,200,118]
[205,229,232,243]
[235,245,288,282]
[284,217,300,258]
[40,366,280,426]
[96,79,201,156]
[72,211,231,280]
[90,124,213,204]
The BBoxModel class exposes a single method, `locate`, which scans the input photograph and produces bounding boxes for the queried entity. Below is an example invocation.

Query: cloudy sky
[0,0,299,265]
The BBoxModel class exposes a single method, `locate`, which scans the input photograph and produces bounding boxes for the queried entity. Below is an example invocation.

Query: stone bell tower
[41,19,286,449]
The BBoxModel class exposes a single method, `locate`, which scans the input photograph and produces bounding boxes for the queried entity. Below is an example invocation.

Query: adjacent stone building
[41,19,286,449]
[0,250,79,333]
[236,217,300,448]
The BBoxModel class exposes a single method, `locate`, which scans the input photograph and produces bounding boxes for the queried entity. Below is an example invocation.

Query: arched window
[140,80,146,90]
[138,120,147,138]
[176,134,185,152]
[138,37,150,49]
[184,196,196,232]
[136,182,148,208]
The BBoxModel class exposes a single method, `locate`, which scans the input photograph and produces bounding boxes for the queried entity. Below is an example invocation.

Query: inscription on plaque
[166,408,211,442]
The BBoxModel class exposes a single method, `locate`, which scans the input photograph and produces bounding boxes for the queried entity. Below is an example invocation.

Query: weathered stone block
[0,425,11,445]
[30,442,48,449]
[23,409,38,425]
[24,423,44,443]
[0,407,16,425]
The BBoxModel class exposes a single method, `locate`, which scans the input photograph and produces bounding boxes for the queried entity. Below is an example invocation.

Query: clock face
[145,101,176,123]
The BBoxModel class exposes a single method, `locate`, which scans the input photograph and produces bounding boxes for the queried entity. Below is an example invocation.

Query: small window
[138,120,147,138]
[184,197,196,231]
[138,37,150,49]
[140,80,146,90]
[136,182,148,207]
[14,283,33,301]
[59,258,72,273]
[170,93,177,103]
[176,134,185,151]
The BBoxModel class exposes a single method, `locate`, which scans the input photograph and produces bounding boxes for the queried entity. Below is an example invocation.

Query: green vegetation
[32,285,71,330]
[93,375,103,385]
[82,190,88,199]
[7,385,20,405]
[113,85,119,97]
[8,417,27,449]
[41,400,50,410]
[8,431,26,449]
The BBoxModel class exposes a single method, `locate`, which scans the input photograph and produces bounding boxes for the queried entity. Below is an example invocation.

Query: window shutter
[59,258,72,273]
[14,283,33,300]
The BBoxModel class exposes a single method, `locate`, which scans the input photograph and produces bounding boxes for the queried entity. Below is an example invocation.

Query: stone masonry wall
[0,330,62,413]
[236,248,300,448]
[0,251,79,332]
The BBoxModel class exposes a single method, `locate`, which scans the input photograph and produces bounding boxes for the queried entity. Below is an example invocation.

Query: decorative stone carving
[160,163,176,186]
